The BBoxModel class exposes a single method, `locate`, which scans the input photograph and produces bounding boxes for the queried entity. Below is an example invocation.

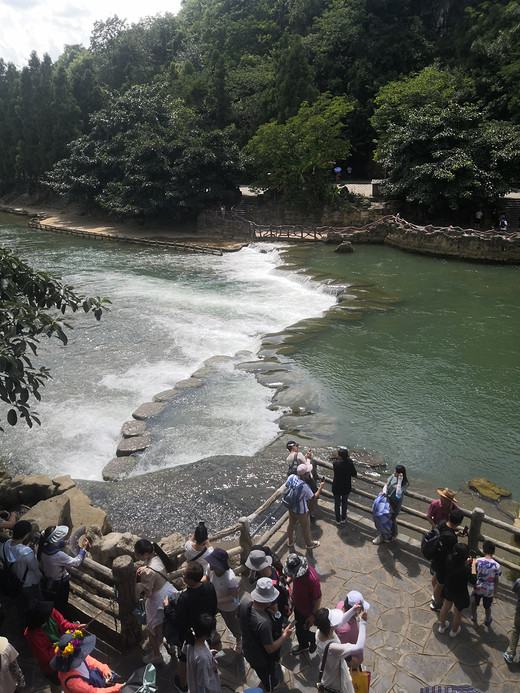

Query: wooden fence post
[239,516,252,565]
[469,507,485,553]
[112,555,142,649]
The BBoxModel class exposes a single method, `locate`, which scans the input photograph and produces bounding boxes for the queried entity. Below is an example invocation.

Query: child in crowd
[470,540,501,625]
[182,613,222,693]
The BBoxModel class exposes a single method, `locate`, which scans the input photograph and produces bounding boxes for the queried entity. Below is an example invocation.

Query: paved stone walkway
[4,502,519,692]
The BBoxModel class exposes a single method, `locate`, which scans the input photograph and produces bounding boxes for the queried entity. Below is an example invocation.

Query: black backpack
[163,592,181,647]
[287,452,299,477]
[421,528,442,560]
[0,543,28,597]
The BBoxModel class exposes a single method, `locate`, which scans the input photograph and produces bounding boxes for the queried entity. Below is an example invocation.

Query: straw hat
[437,488,457,502]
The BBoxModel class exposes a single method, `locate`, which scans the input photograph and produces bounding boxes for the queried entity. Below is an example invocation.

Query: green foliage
[245,92,353,208]
[371,66,475,160]
[0,247,110,429]
[0,0,519,210]
[376,103,520,210]
[46,84,242,218]
[273,33,318,123]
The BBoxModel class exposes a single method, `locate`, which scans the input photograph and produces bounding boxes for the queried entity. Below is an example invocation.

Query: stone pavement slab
[3,501,519,692]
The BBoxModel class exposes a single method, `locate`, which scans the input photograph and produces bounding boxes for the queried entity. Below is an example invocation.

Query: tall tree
[245,92,353,207]
[273,33,317,123]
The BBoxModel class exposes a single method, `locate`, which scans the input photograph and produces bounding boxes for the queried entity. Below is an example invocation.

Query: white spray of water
[0,238,334,479]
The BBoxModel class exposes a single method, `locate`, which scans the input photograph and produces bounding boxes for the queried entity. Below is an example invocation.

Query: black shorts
[443,588,470,612]
[472,593,493,609]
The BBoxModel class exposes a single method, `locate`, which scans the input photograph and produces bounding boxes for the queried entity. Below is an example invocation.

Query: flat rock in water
[153,389,181,402]
[121,420,146,437]
[116,436,152,457]
[468,477,511,501]
[349,449,386,469]
[174,378,203,390]
[132,402,166,420]
[103,456,139,480]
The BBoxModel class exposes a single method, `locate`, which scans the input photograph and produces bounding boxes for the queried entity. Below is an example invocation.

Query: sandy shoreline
[0,198,248,252]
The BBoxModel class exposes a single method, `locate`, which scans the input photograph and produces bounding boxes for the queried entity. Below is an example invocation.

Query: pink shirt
[427,499,459,526]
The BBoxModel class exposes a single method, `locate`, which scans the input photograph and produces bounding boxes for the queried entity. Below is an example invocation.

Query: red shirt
[427,499,459,526]
[291,565,322,617]
[24,608,76,674]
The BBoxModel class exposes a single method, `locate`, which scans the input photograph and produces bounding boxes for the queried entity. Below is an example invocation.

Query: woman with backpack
[134,538,178,665]
[38,526,88,616]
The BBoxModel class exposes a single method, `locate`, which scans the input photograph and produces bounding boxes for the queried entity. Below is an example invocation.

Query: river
[1,214,519,531]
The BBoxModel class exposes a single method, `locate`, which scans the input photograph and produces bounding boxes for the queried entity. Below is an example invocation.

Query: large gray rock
[121,420,146,438]
[25,494,72,532]
[0,474,55,507]
[335,241,354,253]
[174,378,203,390]
[116,436,152,457]
[53,475,76,494]
[153,389,181,402]
[157,532,185,560]
[88,530,140,566]
[60,486,110,534]
[349,449,386,469]
[102,456,138,481]
[132,402,166,420]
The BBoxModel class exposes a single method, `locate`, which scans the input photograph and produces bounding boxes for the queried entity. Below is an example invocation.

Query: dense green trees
[372,66,520,210]
[0,1,518,215]
[0,247,109,428]
[46,85,241,217]
[245,93,353,207]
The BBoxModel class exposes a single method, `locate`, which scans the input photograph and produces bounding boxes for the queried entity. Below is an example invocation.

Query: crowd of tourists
[1,444,520,693]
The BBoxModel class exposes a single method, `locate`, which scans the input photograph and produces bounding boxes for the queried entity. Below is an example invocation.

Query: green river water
[280,243,520,501]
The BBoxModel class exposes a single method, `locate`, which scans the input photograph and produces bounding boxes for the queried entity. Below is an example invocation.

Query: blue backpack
[282,478,304,511]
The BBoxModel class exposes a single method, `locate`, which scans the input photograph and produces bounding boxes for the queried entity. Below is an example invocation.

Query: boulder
[152,389,181,402]
[157,532,186,570]
[132,402,166,420]
[468,478,511,501]
[121,420,146,437]
[335,241,354,253]
[88,531,140,566]
[60,487,110,534]
[203,355,232,367]
[116,436,152,457]
[174,378,203,390]
[348,449,386,469]
[102,456,138,481]
[52,475,76,494]
[0,474,55,507]
[24,494,72,532]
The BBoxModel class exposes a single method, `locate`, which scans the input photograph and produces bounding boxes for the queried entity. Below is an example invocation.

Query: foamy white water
[0,223,334,480]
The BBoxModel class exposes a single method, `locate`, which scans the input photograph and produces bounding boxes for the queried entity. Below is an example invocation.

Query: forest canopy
[0,0,519,215]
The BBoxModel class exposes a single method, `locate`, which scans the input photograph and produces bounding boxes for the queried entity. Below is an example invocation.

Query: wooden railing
[27,219,223,255]
[11,457,516,652]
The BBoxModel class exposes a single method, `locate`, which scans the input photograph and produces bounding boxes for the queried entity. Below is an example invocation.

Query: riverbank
[0,199,249,252]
